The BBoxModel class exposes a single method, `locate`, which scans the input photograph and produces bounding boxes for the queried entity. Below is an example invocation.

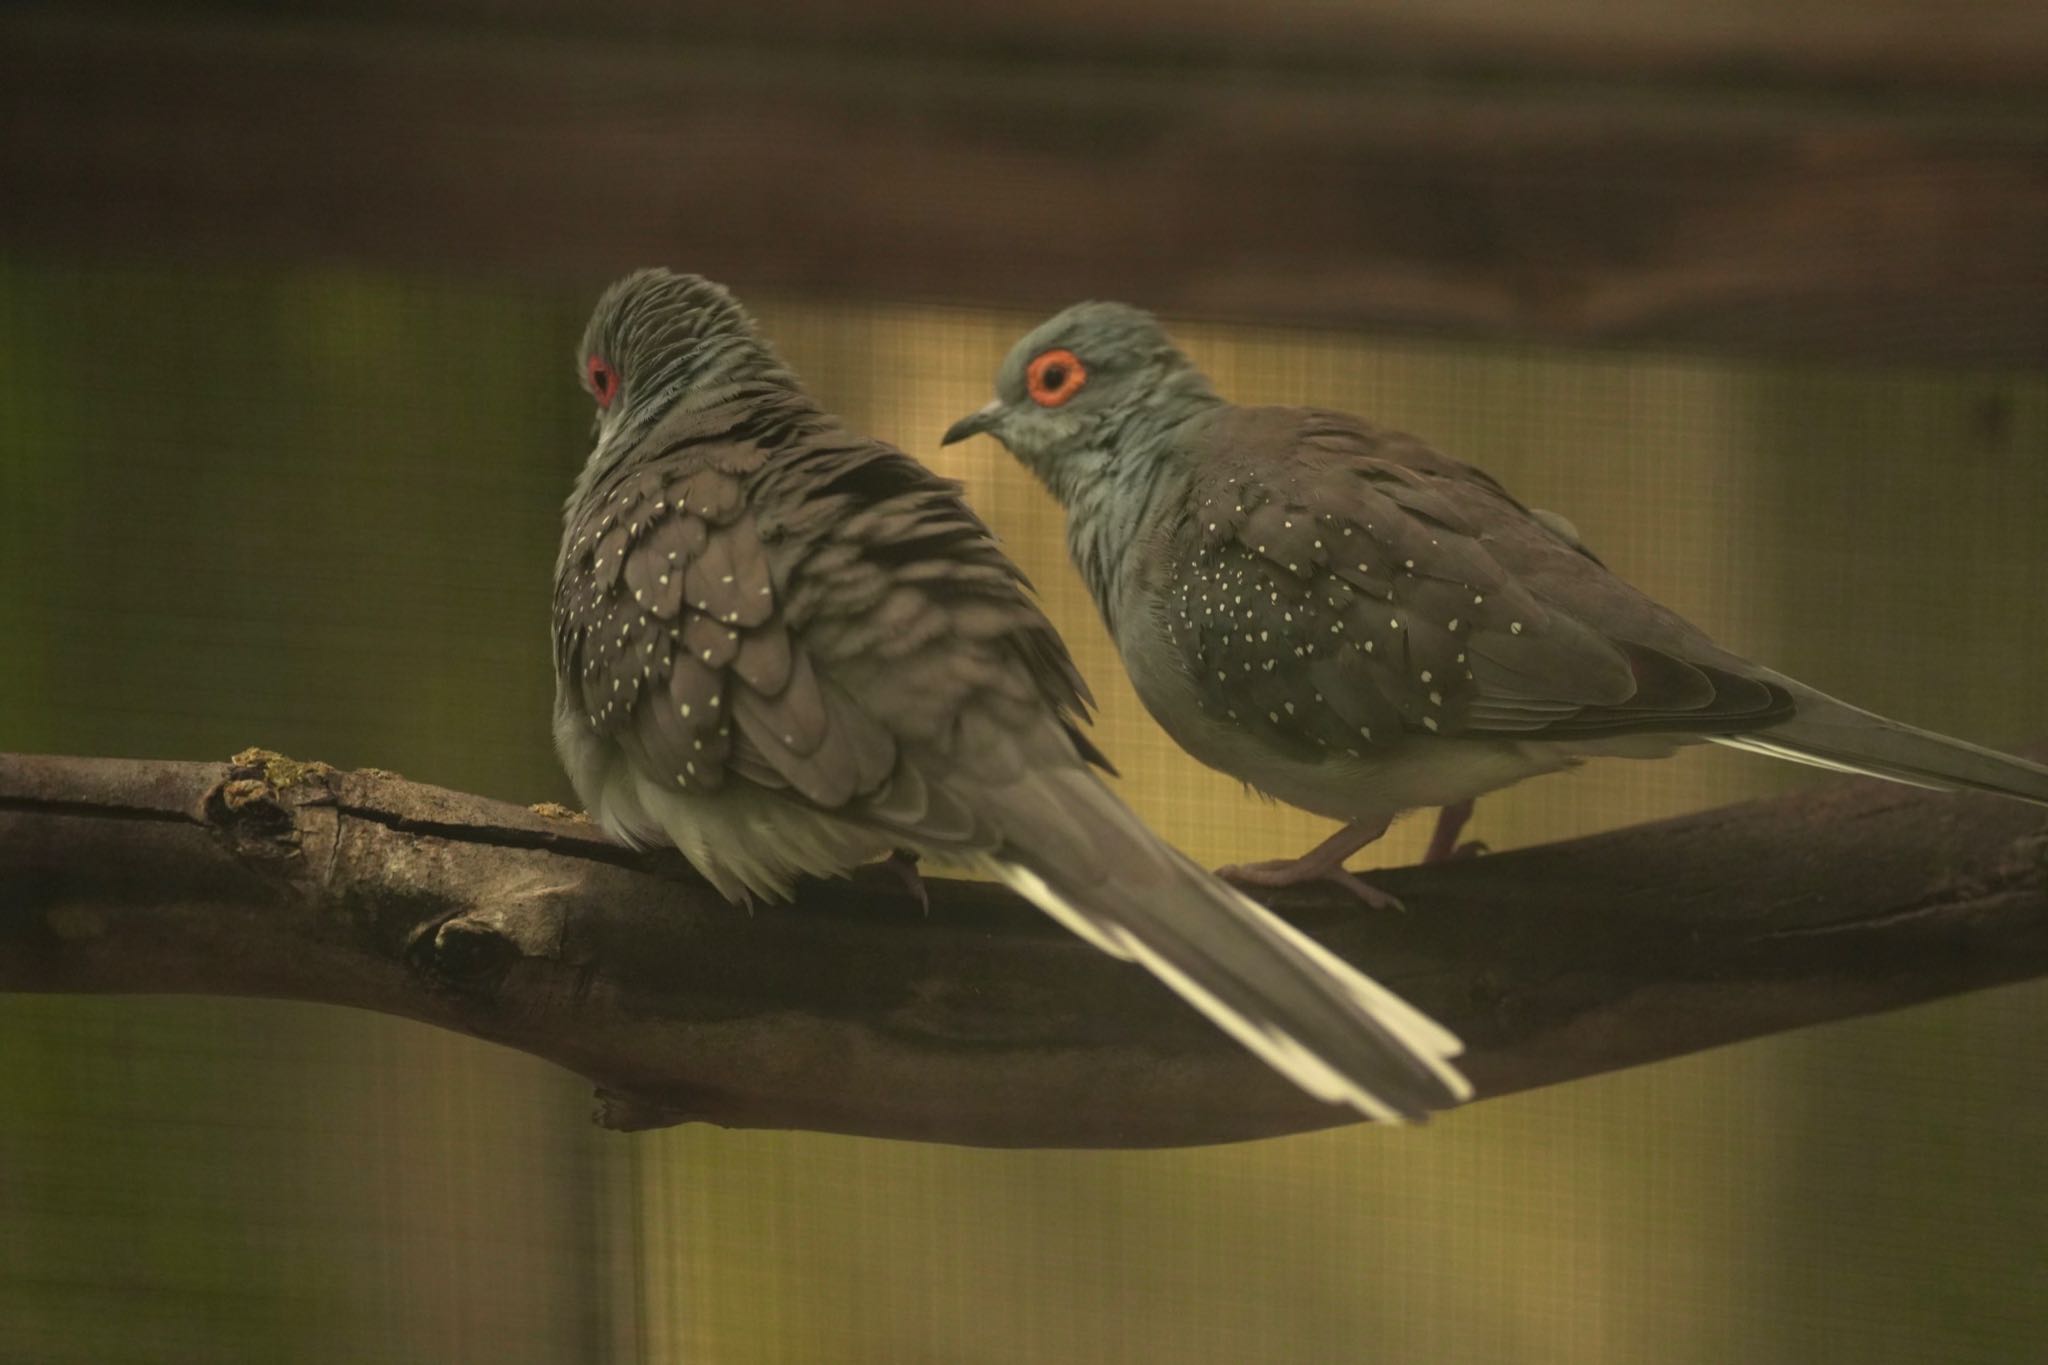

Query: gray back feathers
[556,271,1102,820]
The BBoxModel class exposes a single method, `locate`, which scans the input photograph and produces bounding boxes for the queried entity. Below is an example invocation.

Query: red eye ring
[587,355,619,408]
[1025,348,1086,408]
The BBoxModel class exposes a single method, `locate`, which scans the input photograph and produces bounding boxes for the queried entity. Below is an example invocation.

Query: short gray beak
[941,401,1003,447]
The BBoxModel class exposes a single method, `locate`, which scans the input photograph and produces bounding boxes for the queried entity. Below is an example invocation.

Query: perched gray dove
[551,270,1470,1122]
[946,302,2048,899]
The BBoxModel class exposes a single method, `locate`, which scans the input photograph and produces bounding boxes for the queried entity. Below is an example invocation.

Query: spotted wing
[553,420,782,797]
[555,398,1105,828]
[1162,405,1790,758]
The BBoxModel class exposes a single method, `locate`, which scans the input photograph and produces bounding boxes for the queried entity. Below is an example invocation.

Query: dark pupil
[1040,364,1068,390]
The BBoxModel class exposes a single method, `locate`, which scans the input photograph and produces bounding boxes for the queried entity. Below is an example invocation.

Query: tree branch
[3,747,2044,1148]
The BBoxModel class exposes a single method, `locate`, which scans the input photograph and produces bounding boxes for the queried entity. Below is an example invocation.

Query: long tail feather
[1715,676,2048,805]
[986,780,1470,1123]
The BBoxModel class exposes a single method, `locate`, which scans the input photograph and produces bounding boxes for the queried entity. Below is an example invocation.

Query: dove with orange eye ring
[946,301,2048,904]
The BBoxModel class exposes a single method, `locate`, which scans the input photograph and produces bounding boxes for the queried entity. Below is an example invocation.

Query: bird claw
[1216,859,1406,913]
[1320,869,1408,914]
[865,848,931,913]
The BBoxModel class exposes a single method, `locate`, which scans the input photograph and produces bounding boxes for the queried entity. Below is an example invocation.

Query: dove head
[578,269,796,456]
[943,301,1220,507]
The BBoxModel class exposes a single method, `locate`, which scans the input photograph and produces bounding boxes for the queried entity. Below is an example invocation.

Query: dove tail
[987,789,1470,1123]
[1715,678,2048,806]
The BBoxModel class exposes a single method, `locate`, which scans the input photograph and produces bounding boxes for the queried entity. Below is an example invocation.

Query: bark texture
[3,748,2044,1148]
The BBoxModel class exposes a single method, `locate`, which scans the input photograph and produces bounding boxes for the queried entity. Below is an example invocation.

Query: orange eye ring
[1025,348,1087,408]
[587,355,619,408]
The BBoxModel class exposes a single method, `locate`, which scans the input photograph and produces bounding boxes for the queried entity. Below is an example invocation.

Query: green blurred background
[3,259,2045,1362]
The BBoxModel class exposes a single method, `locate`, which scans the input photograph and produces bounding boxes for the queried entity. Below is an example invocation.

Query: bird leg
[1217,816,1402,910]
[1422,799,1487,864]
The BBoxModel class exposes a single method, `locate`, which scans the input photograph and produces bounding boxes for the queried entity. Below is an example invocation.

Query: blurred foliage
[0,261,624,1365]
[2,258,2046,1363]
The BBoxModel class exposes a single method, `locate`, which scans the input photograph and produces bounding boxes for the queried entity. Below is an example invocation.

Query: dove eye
[1026,348,1086,408]
[587,355,619,408]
